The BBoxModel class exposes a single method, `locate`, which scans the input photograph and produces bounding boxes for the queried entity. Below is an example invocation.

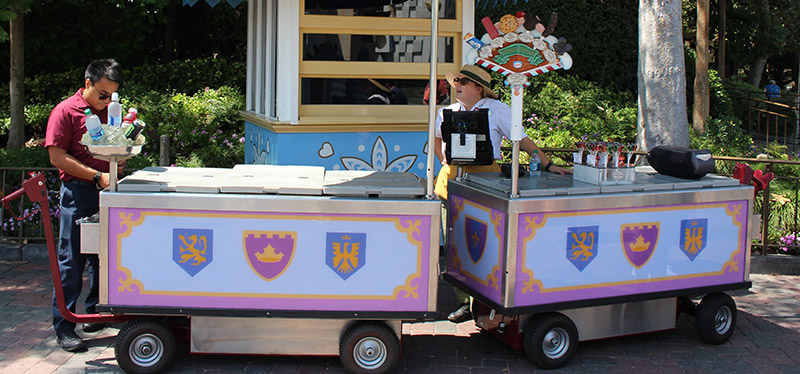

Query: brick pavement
[0,260,798,373]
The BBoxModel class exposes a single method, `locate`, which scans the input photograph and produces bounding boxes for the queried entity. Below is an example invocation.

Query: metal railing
[727,86,799,153]
[2,152,799,256]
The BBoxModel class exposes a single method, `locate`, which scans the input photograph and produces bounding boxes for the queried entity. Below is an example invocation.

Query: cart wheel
[523,313,578,370]
[695,292,737,345]
[339,322,400,374]
[115,318,176,374]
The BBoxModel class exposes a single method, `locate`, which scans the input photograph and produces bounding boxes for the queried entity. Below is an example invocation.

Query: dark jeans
[52,180,100,335]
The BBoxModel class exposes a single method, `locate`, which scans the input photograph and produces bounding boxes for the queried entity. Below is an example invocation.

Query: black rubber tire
[339,322,400,374]
[115,318,176,374]
[695,292,737,345]
[523,313,578,370]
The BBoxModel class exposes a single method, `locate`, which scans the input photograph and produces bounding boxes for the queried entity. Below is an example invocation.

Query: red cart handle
[1,172,128,324]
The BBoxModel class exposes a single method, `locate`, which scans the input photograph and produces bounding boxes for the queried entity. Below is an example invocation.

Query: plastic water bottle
[530,150,541,175]
[83,109,104,142]
[107,92,122,126]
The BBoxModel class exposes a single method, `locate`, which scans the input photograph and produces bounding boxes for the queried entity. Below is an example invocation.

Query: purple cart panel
[514,200,749,307]
[446,195,505,304]
[108,208,432,312]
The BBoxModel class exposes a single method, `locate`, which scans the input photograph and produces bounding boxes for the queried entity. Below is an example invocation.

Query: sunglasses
[97,93,112,100]
[452,77,474,86]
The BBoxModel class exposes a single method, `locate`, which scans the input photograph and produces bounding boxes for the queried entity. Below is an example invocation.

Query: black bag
[646,146,715,179]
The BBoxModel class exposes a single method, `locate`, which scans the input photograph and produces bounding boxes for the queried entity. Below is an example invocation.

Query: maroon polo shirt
[45,88,110,182]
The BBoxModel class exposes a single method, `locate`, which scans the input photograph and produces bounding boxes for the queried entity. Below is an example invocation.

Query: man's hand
[548,164,572,175]
[99,173,111,189]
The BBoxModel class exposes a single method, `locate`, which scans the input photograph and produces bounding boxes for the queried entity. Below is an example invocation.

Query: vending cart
[444,169,755,368]
[77,164,440,373]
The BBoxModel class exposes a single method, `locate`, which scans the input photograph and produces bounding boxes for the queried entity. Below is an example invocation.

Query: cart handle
[1,172,44,221]
[1,172,129,324]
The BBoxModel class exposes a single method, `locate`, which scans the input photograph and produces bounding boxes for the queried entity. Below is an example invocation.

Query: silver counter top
[462,166,742,198]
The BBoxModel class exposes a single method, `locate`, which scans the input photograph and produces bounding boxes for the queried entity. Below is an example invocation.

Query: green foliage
[124,58,247,99]
[493,73,637,149]
[0,58,245,142]
[689,116,754,156]
[147,86,245,168]
[0,145,50,167]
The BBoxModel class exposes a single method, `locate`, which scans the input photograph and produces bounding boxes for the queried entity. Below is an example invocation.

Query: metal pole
[796,54,799,142]
[160,135,170,166]
[425,0,439,200]
[761,163,771,255]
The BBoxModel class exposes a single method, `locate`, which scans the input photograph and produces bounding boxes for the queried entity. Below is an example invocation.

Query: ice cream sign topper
[464,11,573,87]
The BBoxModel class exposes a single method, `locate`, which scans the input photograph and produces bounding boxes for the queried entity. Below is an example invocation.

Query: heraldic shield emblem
[173,228,213,277]
[620,222,660,268]
[465,215,488,264]
[566,226,599,271]
[326,232,366,280]
[243,231,297,281]
[680,218,708,261]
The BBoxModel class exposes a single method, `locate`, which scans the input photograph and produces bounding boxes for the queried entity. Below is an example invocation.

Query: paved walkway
[0,260,798,373]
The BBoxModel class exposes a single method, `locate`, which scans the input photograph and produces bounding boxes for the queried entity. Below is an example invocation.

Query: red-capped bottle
[122,108,138,125]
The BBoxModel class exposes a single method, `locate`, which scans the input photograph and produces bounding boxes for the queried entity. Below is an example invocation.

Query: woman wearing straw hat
[435,64,569,323]
[433,64,569,200]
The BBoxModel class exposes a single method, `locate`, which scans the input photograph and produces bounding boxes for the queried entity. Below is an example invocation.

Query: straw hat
[367,78,391,93]
[445,64,498,100]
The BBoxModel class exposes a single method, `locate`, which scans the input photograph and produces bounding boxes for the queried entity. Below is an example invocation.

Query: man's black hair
[85,59,123,85]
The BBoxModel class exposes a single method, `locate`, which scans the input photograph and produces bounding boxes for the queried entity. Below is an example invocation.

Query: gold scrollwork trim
[451,197,464,223]
[721,202,745,273]
[395,219,422,247]
[392,273,420,299]
[116,211,147,293]
[520,268,543,294]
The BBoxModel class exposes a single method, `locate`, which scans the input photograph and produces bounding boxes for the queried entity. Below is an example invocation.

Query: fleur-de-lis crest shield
[173,228,213,277]
[679,219,708,261]
[566,226,598,271]
[465,215,488,264]
[326,232,366,280]
[243,231,297,281]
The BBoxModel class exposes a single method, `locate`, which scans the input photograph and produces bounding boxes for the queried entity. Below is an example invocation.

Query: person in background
[386,80,408,104]
[423,79,450,105]
[433,64,570,323]
[765,79,780,101]
[365,78,391,104]
[45,58,124,352]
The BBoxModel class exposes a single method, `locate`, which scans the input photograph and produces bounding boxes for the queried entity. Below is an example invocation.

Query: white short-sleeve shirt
[435,98,524,160]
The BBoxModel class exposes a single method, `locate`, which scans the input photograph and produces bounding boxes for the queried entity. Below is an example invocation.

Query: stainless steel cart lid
[220,164,326,195]
[323,170,424,197]
[463,166,741,197]
[117,166,425,198]
[116,166,231,193]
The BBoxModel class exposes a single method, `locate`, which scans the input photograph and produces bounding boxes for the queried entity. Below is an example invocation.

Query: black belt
[64,179,97,188]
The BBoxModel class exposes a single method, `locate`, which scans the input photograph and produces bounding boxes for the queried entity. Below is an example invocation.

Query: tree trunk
[747,0,770,87]
[7,6,25,150]
[637,0,689,151]
[748,57,768,87]
[694,0,710,135]
[717,0,726,79]
[162,2,177,63]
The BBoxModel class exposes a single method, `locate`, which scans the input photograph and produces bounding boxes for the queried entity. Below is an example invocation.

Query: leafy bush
[147,86,245,168]
[689,116,755,156]
[493,73,637,152]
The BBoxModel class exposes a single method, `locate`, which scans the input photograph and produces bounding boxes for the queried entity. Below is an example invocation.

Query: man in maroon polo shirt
[45,59,122,352]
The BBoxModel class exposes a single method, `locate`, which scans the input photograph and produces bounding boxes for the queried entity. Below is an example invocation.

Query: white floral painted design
[340,136,417,172]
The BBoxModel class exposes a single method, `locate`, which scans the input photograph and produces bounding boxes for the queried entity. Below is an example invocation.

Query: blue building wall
[245,122,439,178]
